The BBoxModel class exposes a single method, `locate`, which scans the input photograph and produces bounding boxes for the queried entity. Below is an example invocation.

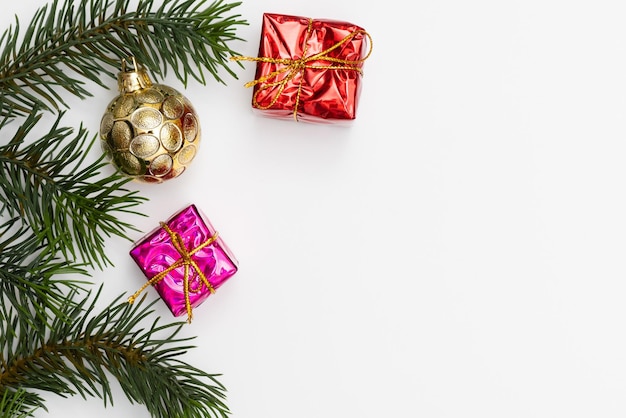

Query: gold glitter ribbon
[231,19,373,121]
[128,222,219,323]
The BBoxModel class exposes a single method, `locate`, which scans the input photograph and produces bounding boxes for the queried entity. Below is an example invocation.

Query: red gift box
[233,13,372,123]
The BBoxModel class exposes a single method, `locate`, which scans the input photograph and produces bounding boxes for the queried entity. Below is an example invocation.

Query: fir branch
[0,388,40,418]
[0,109,147,269]
[0,218,88,328]
[0,289,230,418]
[0,1,243,416]
[0,0,247,117]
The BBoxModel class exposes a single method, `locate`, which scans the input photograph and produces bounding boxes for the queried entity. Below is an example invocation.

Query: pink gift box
[129,204,238,320]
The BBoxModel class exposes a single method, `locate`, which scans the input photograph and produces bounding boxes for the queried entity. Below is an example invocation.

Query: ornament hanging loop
[117,56,152,94]
[121,56,138,72]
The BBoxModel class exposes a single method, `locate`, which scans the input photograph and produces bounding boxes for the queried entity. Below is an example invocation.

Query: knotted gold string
[128,222,219,323]
[231,19,373,121]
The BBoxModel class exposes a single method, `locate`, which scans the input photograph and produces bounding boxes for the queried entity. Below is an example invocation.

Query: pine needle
[0,109,146,269]
[0,0,247,117]
[0,0,246,415]
[0,289,230,417]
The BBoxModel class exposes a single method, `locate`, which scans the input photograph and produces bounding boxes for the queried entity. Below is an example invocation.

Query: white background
[2,0,626,417]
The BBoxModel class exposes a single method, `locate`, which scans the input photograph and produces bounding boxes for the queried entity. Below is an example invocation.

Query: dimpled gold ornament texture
[100,58,201,183]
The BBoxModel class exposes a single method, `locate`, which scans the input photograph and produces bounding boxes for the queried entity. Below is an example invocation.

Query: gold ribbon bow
[231,19,373,121]
[128,222,219,323]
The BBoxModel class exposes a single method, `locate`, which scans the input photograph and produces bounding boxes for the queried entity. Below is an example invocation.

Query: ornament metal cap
[117,56,152,93]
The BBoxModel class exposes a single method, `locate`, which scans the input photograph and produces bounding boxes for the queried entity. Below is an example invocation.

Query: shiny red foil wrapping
[251,13,368,123]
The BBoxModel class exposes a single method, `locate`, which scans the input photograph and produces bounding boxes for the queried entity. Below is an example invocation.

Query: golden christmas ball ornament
[100,57,201,183]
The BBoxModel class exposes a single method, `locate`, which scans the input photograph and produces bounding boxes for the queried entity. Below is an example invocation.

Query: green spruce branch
[0,109,139,328]
[1,289,229,417]
[0,221,88,328]
[0,109,146,270]
[0,388,38,418]
[0,0,247,416]
[0,0,247,117]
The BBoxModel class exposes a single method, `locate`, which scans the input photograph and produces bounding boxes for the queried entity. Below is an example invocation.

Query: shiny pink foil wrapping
[252,13,368,123]
[129,204,238,318]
